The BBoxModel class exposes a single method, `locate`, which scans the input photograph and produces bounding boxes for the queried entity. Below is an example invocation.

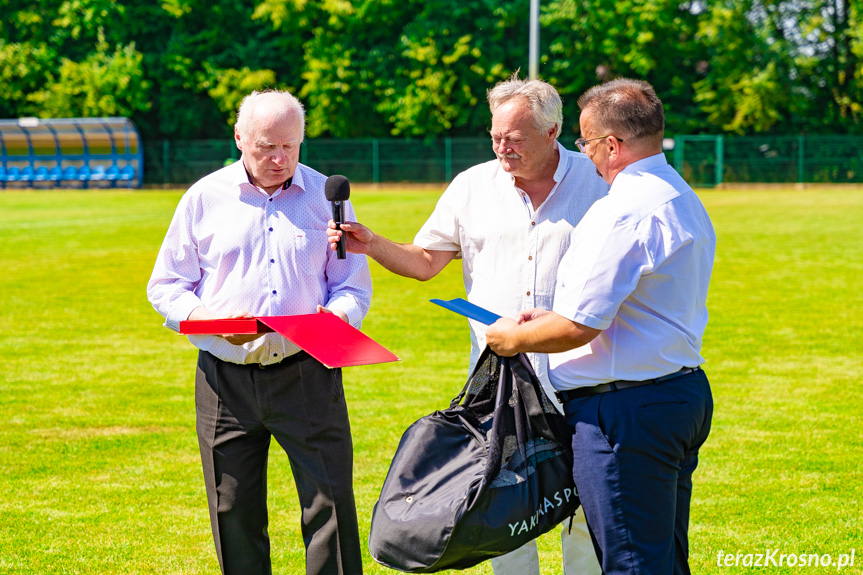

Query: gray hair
[577,78,664,142]
[487,73,563,139]
[235,89,306,139]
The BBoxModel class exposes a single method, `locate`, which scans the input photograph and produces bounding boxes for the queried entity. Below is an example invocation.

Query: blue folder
[430,298,502,326]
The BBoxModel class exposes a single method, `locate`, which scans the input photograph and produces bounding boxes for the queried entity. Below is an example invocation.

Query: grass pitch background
[0,186,860,574]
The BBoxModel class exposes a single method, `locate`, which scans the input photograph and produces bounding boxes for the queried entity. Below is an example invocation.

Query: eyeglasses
[575,135,623,153]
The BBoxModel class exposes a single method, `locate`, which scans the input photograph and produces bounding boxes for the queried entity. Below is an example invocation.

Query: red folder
[178,314,399,369]
[178,318,270,335]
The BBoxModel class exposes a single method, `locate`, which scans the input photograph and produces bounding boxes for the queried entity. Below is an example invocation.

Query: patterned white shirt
[147,159,372,365]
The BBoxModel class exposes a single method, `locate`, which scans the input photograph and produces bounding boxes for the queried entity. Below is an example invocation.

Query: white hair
[487,73,563,139]
[235,90,306,139]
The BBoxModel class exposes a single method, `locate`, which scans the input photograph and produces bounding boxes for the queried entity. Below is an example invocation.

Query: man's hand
[485,317,521,356]
[487,310,602,356]
[221,310,265,345]
[486,309,548,356]
[317,305,348,322]
[515,307,550,324]
[327,220,374,255]
[327,220,457,281]
[187,307,264,345]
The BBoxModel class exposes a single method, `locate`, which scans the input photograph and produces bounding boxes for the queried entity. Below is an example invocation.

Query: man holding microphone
[328,74,607,575]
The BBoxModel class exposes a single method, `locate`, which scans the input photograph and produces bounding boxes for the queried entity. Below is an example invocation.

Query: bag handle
[448,380,471,409]
[447,347,568,445]
[449,345,499,409]
[485,350,516,480]
[507,354,568,445]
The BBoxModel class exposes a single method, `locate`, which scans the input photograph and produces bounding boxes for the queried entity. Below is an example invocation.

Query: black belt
[554,366,702,404]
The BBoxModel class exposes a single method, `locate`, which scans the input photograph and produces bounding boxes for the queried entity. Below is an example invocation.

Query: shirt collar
[229,157,307,197]
[619,152,668,177]
[552,141,571,183]
[607,153,670,197]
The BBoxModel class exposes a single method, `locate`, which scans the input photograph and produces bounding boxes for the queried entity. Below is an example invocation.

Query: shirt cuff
[165,292,205,332]
[552,301,612,331]
[413,235,462,258]
[326,295,364,329]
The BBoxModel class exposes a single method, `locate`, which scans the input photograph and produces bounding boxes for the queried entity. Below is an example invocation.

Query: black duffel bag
[368,347,579,572]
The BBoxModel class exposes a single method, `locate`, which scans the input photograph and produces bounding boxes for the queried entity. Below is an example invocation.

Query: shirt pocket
[294,228,330,276]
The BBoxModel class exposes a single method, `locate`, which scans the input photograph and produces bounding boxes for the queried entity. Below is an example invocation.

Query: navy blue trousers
[562,370,713,575]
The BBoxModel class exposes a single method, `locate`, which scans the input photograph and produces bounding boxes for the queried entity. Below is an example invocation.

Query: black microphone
[324,174,350,259]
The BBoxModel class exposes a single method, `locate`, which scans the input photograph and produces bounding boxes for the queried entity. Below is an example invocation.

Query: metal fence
[674,135,863,186]
[142,135,863,188]
[142,138,497,187]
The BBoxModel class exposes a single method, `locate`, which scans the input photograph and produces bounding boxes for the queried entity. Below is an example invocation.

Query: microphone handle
[333,201,346,259]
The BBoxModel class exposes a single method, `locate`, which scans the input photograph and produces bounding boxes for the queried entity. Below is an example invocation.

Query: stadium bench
[0,117,143,188]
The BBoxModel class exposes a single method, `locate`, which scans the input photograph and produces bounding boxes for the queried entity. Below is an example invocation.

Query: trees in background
[1,0,861,139]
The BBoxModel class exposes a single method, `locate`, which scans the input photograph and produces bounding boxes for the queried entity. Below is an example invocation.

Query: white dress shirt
[147,159,372,366]
[549,153,716,387]
[414,143,609,399]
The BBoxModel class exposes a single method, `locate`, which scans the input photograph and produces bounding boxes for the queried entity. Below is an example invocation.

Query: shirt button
[528,256,533,260]
[269,227,273,231]
[531,221,536,226]
[526,291,531,296]
[270,259,275,263]
[272,290,277,295]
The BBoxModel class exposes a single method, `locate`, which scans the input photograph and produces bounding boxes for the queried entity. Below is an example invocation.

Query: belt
[554,366,701,404]
[251,350,308,369]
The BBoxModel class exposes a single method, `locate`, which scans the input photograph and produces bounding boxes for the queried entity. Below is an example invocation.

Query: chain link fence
[142,136,863,188]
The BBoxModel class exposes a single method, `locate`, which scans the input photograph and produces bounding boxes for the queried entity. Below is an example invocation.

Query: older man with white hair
[148,90,372,575]
[328,73,607,575]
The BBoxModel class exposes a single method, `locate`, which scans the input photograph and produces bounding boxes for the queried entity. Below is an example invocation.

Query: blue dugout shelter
[0,117,143,189]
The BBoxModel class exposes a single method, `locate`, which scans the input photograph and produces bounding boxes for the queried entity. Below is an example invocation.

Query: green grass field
[1,185,861,574]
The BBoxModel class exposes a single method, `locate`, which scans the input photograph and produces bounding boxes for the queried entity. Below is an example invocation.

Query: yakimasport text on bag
[507,487,576,536]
